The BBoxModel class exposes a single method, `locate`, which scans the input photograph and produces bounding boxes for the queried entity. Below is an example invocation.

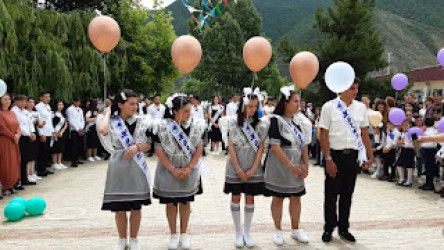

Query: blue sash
[111,116,151,186]
[241,120,260,153]
[335,100,368,165]
[166,119,208,176]
[280,117,305,149]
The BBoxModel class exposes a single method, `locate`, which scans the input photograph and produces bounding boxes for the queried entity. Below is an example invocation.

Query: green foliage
[181,0,286,98]
[0,0,178,102]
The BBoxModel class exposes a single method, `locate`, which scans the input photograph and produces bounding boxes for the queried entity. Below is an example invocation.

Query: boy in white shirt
[383,121,400,181]
[420,117,439,190]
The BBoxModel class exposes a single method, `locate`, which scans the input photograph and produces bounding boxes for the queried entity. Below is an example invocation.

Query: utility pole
[387,52,392,75]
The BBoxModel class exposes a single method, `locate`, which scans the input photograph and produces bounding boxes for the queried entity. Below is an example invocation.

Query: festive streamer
[180,0,237,31]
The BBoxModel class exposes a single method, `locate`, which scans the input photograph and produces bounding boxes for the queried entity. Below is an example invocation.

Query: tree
[314,0,387,101]
[186,0,287,98]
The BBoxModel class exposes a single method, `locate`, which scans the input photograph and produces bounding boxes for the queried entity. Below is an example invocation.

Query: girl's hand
[181,166,193,179]
[300,166,309,179]
[14,134,20,144]
[245,169,255,180]
[237,168,248,182]
[123,145,138,159]
[171,168,185,179]
[289,163,303,176]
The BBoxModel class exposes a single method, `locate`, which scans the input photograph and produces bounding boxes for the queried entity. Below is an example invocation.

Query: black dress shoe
[419,185,434,191]
[71,164,78,168]
[37,172,47,177]
[14,185,25,191]
[22,181,37,186]
[76,161,84,165]
[339,231,356,242]
[147,153,153,157]
[322,232,332,242]
[387,177,396,182]
[46,170,54,175]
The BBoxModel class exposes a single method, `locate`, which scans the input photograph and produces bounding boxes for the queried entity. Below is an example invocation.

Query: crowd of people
[0,81,443,250]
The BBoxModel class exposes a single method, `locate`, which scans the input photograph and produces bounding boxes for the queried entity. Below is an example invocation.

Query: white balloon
[0,80,6,97]
[325,62,356,94]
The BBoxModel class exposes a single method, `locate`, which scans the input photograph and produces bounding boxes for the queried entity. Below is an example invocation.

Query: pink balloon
[243,37,272,73]
[88,16,121,53]
[171,35,202,74]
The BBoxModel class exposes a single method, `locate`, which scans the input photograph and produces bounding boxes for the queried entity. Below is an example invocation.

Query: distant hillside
[166,0,444,75]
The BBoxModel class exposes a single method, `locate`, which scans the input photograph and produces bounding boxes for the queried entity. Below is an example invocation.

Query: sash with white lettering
[335,100,368,165]
[83,111,97,135]
[167,119,208,176]
[111,116,151,186]
[241,120,260,153]
[283,118,305,149]
[50,113,65,147]
[208,105,223,131]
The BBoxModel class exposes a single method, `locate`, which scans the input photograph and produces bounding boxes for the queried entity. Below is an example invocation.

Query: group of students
[0,91,107,198]
[95,86,312,250]
[366,93,444,197]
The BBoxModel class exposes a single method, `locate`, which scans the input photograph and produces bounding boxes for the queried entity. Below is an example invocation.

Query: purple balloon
[438,48,444,67]
[389,108,405,126]
[407,127,424,141]
[438,118,444,133]
[391,73,408,91]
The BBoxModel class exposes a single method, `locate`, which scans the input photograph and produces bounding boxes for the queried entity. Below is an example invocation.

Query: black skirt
[396,148,415,168]
[86,125,100,149]
[51,138,65,154]
[28,139,39,161]
[224,182,265,196]
[153,181,203,206]
[101,198,151,212]
[263,187,306,198]
[208,126,222,142]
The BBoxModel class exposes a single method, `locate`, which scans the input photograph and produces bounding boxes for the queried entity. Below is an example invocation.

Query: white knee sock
[244,204,254,236]
[406,168,413,184]
[397,167,405,182]
[231,203,242,236]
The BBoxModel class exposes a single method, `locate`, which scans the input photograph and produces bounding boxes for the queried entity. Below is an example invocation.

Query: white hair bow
[242,87,261,111]
[280,85,295,100]
[165,93,187,114]
[120,91,127,101]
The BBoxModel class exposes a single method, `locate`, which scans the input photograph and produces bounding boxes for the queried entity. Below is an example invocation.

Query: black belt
[331,149,357,155]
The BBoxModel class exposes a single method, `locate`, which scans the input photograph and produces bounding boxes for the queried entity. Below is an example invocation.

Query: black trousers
[38,136,51,174]
[424,148,438,186]
[19,136,30,183]
[383,149,396,177]
[324,150,359,233]
[70,131,83,164]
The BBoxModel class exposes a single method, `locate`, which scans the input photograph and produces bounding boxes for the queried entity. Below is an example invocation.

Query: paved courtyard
[1,153,443,249]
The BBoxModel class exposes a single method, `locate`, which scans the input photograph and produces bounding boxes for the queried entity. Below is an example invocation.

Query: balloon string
[103,53,107,102]
[395,91,398,102]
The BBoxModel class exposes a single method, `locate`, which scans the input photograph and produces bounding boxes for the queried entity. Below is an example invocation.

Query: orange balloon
[88,16,121,53]
[171,35,202,74]
[243,37,272,73]
[290,51,319,90]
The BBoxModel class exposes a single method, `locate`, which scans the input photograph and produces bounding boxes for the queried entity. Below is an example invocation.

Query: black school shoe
[322,232,332,242]
[339,231,356,242]
[419,184,434,191]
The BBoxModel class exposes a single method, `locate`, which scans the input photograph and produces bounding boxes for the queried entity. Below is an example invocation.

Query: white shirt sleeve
[66,107,78,131]
[319,102,331,130]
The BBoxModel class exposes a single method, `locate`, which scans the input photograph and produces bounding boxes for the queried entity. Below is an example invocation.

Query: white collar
[124,115,137,125]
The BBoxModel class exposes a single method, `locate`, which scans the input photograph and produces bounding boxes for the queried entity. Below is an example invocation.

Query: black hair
[143,96,150,101]
[194,95,200,102]
[111,89,139,117]
[52,100,65,112]
[39,91,50,97]
[211,96,219,105]
[72,96,81,102]
[164,96,191,119]
[87,99,98,112]
[14,94,27,101]
[424,116,434,127]
[354,77,361,84]
[237,94,259,128]
[274,91,299,116]
[153,94,161,98]
[268,96,275,101]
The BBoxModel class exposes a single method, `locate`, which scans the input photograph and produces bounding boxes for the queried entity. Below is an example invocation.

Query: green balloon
[25,197,46,216]
[4,203,25,222]
[9,197,26,207]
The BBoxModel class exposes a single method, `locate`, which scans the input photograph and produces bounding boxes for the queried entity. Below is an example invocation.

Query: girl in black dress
[208,96,224,155]
[25,98,42,181]
[51,100,68,170]
[85,100,101,162]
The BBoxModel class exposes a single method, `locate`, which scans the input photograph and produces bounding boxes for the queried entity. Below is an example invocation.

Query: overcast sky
[140,0,176,9]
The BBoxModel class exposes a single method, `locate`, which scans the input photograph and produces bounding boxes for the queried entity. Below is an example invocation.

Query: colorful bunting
[180,0,237,32]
